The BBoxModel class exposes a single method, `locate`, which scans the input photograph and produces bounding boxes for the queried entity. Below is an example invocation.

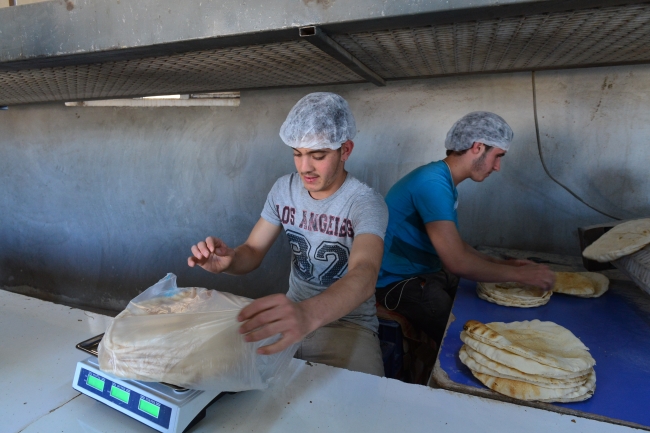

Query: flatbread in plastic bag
[98,273,297,392]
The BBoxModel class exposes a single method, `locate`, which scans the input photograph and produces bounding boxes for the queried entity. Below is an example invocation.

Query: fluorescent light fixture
[66,92,240,107]
[142,94,182,100]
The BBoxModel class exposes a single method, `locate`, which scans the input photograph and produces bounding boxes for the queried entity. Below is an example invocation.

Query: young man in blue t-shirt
[376,112,556,345]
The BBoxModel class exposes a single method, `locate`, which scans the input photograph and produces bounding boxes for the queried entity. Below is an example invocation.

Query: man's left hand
[237,294,313,355]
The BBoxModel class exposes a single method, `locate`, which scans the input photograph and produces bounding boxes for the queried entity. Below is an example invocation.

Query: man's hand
[513,264,556,291]
[237,294,314,355]
[187,236,235,274]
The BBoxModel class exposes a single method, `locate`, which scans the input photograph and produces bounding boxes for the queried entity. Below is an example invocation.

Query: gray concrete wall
[1,64,649,311]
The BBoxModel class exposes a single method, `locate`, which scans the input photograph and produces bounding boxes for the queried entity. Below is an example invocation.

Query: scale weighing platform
[72,334,226,433]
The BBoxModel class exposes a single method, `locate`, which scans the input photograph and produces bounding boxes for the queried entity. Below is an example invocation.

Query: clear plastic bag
[98,273,297,392]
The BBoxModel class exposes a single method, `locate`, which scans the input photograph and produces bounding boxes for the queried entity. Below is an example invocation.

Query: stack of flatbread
[583,218,650,263]
[99,281,298,391]
[552,272,609,298]
[459,320,596,403]
[477,282,552,307]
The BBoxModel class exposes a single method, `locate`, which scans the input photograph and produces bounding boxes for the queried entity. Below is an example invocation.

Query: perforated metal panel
[0,40,363,105]
[2,2,650,105]
[332,3,650,78]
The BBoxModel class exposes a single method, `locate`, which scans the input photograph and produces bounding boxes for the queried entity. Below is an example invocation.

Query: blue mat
[439,279,650,427]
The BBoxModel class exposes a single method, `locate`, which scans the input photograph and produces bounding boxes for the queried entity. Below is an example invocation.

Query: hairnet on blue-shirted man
[445,111,514,152]
[279,92,356,150]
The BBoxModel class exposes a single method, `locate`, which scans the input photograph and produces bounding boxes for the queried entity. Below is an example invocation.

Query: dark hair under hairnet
[445,111,513,152]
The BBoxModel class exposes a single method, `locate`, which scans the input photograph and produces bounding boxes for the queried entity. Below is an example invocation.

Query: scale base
[72,357,225,433]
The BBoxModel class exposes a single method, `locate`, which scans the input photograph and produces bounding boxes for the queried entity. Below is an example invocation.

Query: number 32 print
[286,230,350,285]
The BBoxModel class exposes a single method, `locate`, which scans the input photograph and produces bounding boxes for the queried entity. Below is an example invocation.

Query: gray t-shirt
[261,172,388,332]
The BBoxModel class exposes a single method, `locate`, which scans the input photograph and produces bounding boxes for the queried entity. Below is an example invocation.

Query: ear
[340,140,354,161]
[470,141,483,155]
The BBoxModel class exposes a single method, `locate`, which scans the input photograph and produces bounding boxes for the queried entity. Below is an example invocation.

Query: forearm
[448,251,522,282]
[223,244,266,275]
[463,242,509,265]
[426,222,553,289]
[439,232,520,281]
[300,262,378,331]
[219,218,281,276]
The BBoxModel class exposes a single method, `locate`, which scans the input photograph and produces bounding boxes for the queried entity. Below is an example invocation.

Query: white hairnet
[279,92,356,150]
[445,111,514,152]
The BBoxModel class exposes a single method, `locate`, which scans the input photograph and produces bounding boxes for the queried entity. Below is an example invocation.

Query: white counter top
[1,289,112,433]
[2,289,637,433]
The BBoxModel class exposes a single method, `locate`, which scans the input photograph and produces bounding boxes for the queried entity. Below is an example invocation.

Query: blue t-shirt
[377,161,458,287]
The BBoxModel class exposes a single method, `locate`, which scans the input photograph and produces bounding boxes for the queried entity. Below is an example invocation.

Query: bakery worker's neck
[443,142,506,186]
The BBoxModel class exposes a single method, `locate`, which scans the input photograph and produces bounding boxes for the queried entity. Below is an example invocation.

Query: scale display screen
[139,398,161,418]
[86,374,105,392]
[76,367,172,429]
[110,385,130,404]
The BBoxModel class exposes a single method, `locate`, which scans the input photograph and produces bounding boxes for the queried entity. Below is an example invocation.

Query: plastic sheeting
[98,274,297,391]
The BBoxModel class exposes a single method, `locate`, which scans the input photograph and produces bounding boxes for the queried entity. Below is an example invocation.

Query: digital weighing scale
[72,334,226,433]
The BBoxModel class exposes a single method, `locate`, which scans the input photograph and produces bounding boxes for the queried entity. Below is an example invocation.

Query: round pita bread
[471,369,596,402]
[552,272,595,296]
[461,332,591,378]
[463,320,595,372]
[537,383,596,403]
[477,284,550,301]
[582,218,650,262]
[577,272,609,298]
[459,345,590,388]
[476,282,551,308]
[477,288,550,308]
[479,282,551,300]
[476,288,550,305]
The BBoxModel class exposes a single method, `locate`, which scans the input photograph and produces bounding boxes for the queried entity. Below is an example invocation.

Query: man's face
[292,141,352,199]
[470,144,506,182]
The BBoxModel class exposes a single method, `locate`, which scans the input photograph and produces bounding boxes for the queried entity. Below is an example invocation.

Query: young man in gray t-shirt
[188,93,388,376]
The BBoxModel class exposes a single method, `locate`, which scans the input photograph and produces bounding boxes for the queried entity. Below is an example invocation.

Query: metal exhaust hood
[1,0,650,105]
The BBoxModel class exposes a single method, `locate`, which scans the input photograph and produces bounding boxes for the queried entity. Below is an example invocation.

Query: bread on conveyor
[459,320,596,403]
[459,345,591,385]
[582,218,650,262]
[476,282,551,307]
[471,369,595,402]
[552,271,609,298]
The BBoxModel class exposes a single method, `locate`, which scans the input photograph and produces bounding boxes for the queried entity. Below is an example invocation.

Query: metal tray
[76,333,104,356]
[76,334,188,392]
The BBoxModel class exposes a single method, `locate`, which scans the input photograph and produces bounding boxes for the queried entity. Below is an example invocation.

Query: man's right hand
[513,264,556,291]
[187,236,235,274]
